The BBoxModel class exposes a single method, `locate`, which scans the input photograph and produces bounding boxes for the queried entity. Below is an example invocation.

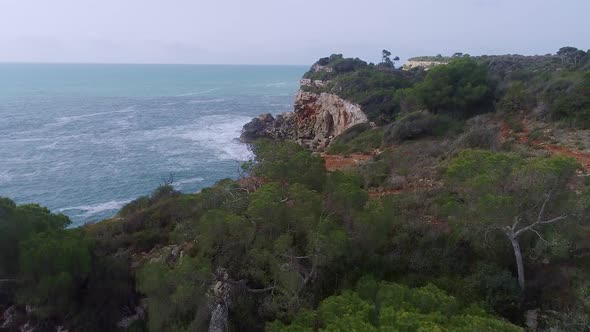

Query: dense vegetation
[1,47,589,331]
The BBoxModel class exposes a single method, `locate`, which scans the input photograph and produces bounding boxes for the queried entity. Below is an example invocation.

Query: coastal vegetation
[1,47,590,331]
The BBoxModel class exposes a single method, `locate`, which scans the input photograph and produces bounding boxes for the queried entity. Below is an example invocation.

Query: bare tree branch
[210,273,276,294]
[514,214,568,238]
[538,215,568,225]
[537,190,554,223]
[529,227,548,244]
[511,216,520,232]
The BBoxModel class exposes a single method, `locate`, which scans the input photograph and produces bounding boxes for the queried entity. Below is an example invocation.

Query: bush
[409,58,493,117]
[328,125,383,155]
[549,73,590,129]
[383,111,463,144]
[251,140,326,191]
[497,81,532,113]
[269,280,521,331]
[453,115,500,151]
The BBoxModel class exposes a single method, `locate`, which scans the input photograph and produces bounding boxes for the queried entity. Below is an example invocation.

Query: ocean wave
[0,171,10,184]
[0,137,51,143]
[58,199,133,217]
[265,82,288,87]
[173,177,205,188]
[137,114,253,161]
[187,98,226,104]
[51,106,136,126]
[37,141,59,150]
[176,114,253,161]
[176,88,219,96]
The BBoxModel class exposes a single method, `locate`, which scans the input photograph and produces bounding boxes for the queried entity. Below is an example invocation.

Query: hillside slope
[2,47,590,331]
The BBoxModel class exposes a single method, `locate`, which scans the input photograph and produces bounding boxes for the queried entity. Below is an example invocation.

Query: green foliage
[327,125,383,155]
[0,198,70,277]
[383,111,464,144]
[447,150,579,224]
[459,263,521,319]
[195,209,253,268]
[446,150,583,295]
[497,81,531,113]
[18,230,93,318]
[324,67,411,123]
[72,254,136,331]
[270,280,521,331]
[324,171,368,216]
[408,58,493,116]
[137,256,210,331]
[549,73,590,128]
[303,55,415,123]
[6,50,590,330]
[252,139,326,191]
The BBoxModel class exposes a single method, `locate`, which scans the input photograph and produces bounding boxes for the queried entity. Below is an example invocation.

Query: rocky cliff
[241,85,368,151]
[402,60,447,70]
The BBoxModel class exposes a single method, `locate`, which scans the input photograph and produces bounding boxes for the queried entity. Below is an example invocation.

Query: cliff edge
[241,79,368,151]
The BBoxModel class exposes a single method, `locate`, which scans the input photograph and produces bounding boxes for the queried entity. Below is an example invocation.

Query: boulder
[240,113,276,143]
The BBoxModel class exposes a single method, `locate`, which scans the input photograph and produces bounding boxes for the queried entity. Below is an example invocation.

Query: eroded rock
[241,90,367,151]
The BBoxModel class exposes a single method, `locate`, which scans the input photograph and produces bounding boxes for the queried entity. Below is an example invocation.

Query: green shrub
[409,58,493,117]
[251,139,326,191]
[497,81,532,113]
[269,280,521,331]
[328,125,383,155]
[383,111,463,144]
[549,73,590,129]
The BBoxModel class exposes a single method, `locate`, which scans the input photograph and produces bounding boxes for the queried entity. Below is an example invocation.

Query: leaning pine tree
[446,150,581,290]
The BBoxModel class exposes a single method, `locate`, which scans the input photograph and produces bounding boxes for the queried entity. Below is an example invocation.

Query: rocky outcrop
[402,60,447,71]
[241,90,367,151]
[294,91,367,150]
[239,112,296,143]
[300,78,330,88]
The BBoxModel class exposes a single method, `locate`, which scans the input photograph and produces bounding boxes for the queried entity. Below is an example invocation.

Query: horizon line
[0,60,310,66]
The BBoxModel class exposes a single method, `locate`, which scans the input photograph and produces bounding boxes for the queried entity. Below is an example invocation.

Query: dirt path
[542,144,590,169]
[501,117,590,170]
[321,152,377,171]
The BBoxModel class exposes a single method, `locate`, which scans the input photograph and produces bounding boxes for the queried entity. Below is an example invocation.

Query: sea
[0,63,306,226]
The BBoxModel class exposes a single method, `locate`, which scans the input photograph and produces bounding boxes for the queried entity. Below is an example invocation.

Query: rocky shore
[241,84,368,151]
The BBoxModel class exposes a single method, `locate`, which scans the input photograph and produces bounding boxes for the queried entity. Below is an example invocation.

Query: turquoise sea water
[0,63,306,226]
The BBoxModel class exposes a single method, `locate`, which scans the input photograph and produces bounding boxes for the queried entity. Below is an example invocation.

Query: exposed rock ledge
[241,91,367,151]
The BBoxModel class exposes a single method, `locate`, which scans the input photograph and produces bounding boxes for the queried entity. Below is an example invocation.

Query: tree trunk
[509,234,526,290]
[208,303,228,332]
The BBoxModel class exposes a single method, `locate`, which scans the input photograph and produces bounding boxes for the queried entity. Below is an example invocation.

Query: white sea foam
[52,106,136,126]
[0,171,11,184]
[176,114,253,161]
[176,88,219,96]
[188,98,226,104]
[37,141,59,150]
[59,199,133,217]
[0,137,51,143]
[137,114,253,161]
[173,177,205,188]
[265,82,288,87]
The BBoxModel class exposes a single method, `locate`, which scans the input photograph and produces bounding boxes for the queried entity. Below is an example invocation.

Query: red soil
[542,144,590,169]
[501,116,590,170]
[322,152,376,171]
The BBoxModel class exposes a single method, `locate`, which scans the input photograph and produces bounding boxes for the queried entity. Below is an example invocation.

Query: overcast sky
[0,0,588,65]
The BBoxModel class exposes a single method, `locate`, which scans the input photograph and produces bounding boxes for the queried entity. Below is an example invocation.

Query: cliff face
[293,91,367,149]
[402,60,447,70]
[240,87,367,151]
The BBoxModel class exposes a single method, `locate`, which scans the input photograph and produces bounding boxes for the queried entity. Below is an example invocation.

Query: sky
[0,0,588,65]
